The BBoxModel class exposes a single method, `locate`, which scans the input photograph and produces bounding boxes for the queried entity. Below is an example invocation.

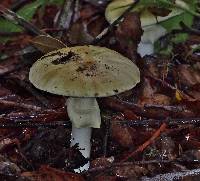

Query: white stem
[71,127,92,172]
[66,97,101,172]
[137,42,154,57]
[137,24,167,57]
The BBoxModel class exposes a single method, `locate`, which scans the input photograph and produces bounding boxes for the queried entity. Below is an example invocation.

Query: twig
[0,100,42,111]
[120,123,167,162]
[11,0,31,11]
[0,108,67,123]
[101,97,144,115]
[144,104,185,113]
[146,74,194,100]
[103,119,110,156]
[73,0,80,22]
[0,31,23,36]
[15,143,35,170]
[171,22,200,36]
[55,0,75,38]
[117,117,200,127]
[101,97,169,119]
[0,121,70,128]
[0,5,47,36]
[0,64,24,77]
[0,46,38,61]
[42,28,65,33]
[87,159,200,173]
[91,0,140,44]
[141,168,200,181]
[11,78,50,108]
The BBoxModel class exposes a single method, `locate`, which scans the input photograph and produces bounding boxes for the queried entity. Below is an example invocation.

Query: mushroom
[105,0,195,56]
[29,45,140,171]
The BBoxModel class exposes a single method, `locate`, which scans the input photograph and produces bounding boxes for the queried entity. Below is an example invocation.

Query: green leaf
[0,1,43,32]
[0,19,22,33]
[0,0,43,43]
[0,0,65,43]
[48,0,64,5]
[155,0,198,54]
[159,0,197,32]
[17,1,43,20]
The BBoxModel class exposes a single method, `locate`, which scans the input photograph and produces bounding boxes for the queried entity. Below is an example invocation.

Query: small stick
[101,97,144,115]
[0,5,47,36]
[141,168,200,181]
[0,64,24,77]
[102,119,110,156]
[73,0,80,22]
[55,0,75,38]
[11,78,50,108]
[0,99,42,111]
[15,143,35,170]
[0,121,70,128]
[117,117,200,127]
[120,123,167,162]
[87,159,200,173]
[0,46,38,61]
[101,97,168,119]
[0,108,67,122]
[179,22,200,35]
[0,31,23,36]
[146,74,193,100]
[91,0,139,44]
[11,0,31,11]
[42,28,65,33]
[144,104,185,113]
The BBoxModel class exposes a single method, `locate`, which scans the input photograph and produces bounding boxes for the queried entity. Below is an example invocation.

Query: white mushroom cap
[105,0,183,27]
[29,45,140,97]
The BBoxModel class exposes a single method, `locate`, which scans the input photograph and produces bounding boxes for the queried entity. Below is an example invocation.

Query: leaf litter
[0,0,200,180]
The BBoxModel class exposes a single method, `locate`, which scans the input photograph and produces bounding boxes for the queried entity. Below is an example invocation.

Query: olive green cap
[29,45,140,97]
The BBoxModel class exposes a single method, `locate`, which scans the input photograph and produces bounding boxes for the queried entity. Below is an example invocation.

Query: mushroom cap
[105,0,183,27]
[29,45,140,97]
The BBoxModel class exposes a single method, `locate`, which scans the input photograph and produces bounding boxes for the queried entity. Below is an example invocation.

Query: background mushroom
[29,45,140,171]
[105,0,198,56]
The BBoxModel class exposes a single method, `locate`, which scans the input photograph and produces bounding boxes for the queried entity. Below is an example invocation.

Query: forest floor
[0,0,200,180]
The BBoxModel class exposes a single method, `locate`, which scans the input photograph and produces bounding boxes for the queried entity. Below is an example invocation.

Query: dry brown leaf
[113,165,148,179]
[115,12,143,60]
[21,165,85,181]
[94,175,117,181]
[138,78,171,106]
[90,157,114,168]
[175,64,200,87]
[68,21,93,45]
[31,35,67,53]
[111,118,136,148]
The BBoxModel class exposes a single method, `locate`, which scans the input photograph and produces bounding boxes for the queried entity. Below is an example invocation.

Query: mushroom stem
[71,127,92,172]
[66,97,101,172]
[137,24,167,56]
[137,42,154,57]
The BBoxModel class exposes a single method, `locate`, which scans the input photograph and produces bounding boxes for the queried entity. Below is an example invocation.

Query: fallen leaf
[67,21,93,45]
[90,156,114,168]
[94,175,117,181]
[113,165,148,179]
[138,79,171,106]
[160,136,177,160]
[175,64,200,88]
[111,118,136,148]
[31,35,67,53]
[115,12,143,60]
[21,165,85,181]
